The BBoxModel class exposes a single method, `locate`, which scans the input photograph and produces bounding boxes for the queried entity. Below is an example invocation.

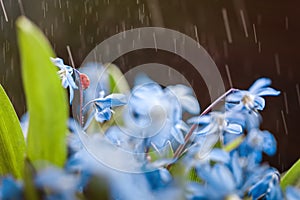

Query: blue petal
[249,78,271,93]
[209,148,230,163]
[175,120,189,133]
[255,87,280,96]
[92,93,127,108]
[225,123,243,134]
[230,152,243,186]
[254,96,265,110]
[106,93,127,106]
[170,126,185,144]
[62,77,69,88]
[69,86,74,104]
[194,124,214,135]
[51,57,65,69]
[95,107,112,123]
[262,131,277,156]
[208,164,236,194]
[226,91,244,102]
[166,84,192,96]
[180,95,200,114]
[66,72,78,89]
[187,115,211,124]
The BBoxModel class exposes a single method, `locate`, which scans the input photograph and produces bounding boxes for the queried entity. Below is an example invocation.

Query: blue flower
[84,91,127,125]
[189,163,238,199]
[226,77,280,111]
[286,186,300,200]
[248,168,282,200]
[239,129,277,163]
[123,80,190,148]
[35,167,79,200]
[188,111,243,136]
[51,57,78,104]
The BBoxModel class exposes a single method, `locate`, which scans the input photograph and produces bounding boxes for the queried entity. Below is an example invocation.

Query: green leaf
[281,158,300,189]
[16,16,68,168]
[223,135,245,152]
[105,63,130,93]
[0,85,25,178]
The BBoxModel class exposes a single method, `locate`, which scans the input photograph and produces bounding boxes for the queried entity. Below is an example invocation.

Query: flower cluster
[1,58,299,200]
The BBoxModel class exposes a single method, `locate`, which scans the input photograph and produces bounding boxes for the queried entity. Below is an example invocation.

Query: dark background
[0,0,299,172]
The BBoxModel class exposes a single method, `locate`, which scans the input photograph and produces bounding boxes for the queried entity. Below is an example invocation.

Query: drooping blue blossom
[248,168,282,199]
[188,111,243,141]
[226,77,280,111]
[239,129,277,163]
[83,90,127,125]
[51,57,78,104]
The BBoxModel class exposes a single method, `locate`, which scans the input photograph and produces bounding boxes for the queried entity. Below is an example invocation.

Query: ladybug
[79,73,90,89]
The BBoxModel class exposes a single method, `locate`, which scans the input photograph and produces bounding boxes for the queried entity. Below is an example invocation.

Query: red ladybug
[79,73,90,89]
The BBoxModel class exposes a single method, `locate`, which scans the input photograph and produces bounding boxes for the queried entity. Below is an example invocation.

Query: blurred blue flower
[226,77,280,111]
[0,177,23,200]
[35,167,79,200]
[123,78,195,148]
[239,129,277,163]
[51,57,78,104]
[188,111,243,137]
[164,84,200,115]
[84,91,127,125]
[189,163,238,199]
[286,186,300,200]
[248,168,282,200]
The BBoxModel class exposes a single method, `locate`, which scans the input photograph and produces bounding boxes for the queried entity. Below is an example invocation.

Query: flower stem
[171,88,238,162]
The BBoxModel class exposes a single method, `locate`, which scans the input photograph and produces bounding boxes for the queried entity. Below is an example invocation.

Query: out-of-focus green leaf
[16,16,68,168]
[0,85,25,178]
[281,158,300,189]
[105,63,130,93]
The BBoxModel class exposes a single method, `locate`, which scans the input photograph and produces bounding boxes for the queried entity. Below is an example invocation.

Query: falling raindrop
[153,32,157,52]
[222,8,232,44]
[281,110,288,135]
[0,0,8,22]
[225,64,233,88]
[252,23,257,43]
[274,53,281,75]
[240,9,248,38]
[285,16,289,30]
[283,92,289,114]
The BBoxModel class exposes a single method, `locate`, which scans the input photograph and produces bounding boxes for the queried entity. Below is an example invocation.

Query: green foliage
[281,158,300,189]
[105,63,130,94]
[0,85,25,178]
[16,17,68,168]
